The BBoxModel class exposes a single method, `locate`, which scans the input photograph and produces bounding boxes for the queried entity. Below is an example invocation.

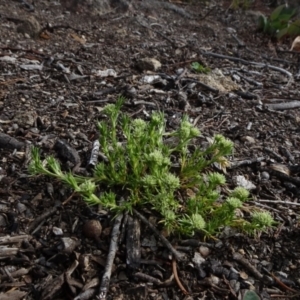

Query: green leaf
[269,19,288,31]
[243,290,260,300]
[275,10,296,23]
[257,15,267,31]
[191,62,210,74]
[270,4,295,21]
[263,22,274,34]
[270,5,285,21]
[276,27,288,39]
[287,20,300,36]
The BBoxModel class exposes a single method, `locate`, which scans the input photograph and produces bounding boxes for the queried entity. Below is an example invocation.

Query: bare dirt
[0,0,300,299]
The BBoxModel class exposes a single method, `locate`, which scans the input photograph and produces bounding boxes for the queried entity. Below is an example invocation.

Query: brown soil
[0,0,300,299]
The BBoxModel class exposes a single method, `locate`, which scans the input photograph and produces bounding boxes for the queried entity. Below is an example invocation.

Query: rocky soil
[0,0,300,299]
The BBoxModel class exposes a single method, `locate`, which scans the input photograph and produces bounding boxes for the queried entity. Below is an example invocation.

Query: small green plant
[191,62,210,74]
[29,97,275,237]
[230,0,252,10]
[258,4,300,39]
[243,290,260,300]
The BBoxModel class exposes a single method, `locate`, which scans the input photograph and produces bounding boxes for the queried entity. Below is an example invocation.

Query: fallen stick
[0,133,25,150]
[28,206,58,233]
[202,51,293,81]
[233,252,263,280]
[258,200,300,206]
[172,258,189,295]
[97,213,123,300]
[126,215,141,269]
[0,235,31,245]
[229,157,265,169]
[133,209,184,262]
[265,101,300,111]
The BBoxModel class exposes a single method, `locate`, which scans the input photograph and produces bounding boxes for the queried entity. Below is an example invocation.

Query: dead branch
[0,133,25,150]
[97,213,124,300]
[28,206,58,233]
[0,247,18,257]
[134,272,162,285]
[126,215,141,269]
[265,101,300,111]
[229,157,265,169]
[258,200,300,206]
[232,252,263,280]
[202,51,293,81]
[172,258,189,295]
[0,235,31,245]
[133,209,184,262]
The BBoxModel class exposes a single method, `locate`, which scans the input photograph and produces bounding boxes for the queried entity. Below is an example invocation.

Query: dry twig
[133,209,184,261]
[232,253,263,280]
[172,257,189,295]
[97,213,124,299]
[202,51,293,81]
[258,200,300,206]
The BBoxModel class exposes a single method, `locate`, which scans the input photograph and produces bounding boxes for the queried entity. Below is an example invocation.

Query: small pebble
[261,171,270,180]
[199,245,210,257]
[53,226,63,235]
[83,220,102,241]
[238,248,245,255]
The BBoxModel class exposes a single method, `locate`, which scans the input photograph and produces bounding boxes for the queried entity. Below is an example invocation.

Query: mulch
[0,0,300,299]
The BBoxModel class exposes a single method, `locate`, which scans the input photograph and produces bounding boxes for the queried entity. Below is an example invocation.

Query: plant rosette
[29,97,275,237]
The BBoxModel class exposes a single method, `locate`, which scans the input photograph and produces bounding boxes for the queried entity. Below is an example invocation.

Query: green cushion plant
[29,97,274,237]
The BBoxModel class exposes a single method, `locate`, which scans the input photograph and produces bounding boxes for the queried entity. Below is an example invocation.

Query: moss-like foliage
[29,97,274,237]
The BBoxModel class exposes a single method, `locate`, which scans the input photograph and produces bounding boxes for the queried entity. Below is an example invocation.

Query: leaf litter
[0,0,300,299]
